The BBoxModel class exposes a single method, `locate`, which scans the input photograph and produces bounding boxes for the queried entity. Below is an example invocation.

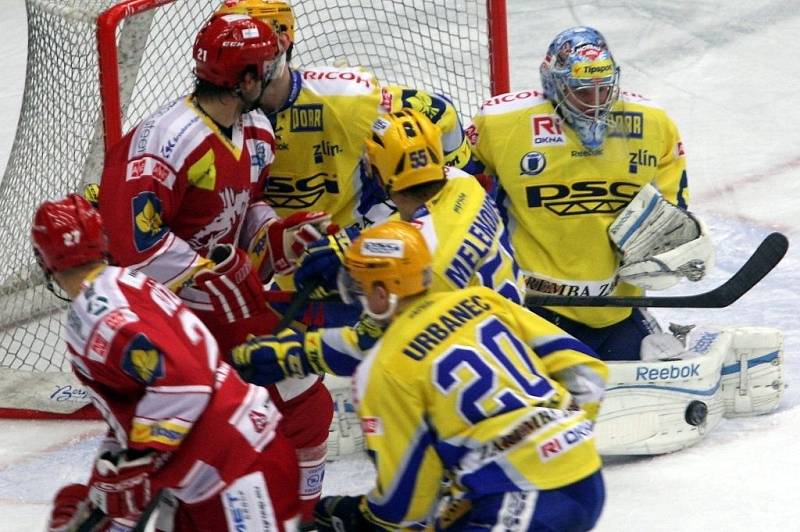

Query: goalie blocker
[595,325,784,455]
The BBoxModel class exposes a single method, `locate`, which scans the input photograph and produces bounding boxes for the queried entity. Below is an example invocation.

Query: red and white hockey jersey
[99,96,276,291]
[64,265,284,504]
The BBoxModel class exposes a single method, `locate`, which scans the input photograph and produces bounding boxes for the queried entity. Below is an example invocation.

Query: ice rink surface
[1,1,799,530]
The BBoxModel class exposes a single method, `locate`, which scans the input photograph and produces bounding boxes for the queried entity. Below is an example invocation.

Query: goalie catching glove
[608,183,714,290]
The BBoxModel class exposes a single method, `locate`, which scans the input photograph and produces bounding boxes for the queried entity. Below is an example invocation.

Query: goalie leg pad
[324,375,365,460]
[719,326,785,418]
[595,327,730,455]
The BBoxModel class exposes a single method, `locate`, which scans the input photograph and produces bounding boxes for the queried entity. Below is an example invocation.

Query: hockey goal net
[0,0,508,418]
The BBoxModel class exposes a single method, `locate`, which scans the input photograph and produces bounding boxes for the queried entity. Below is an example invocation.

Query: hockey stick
[525,232,788,309]
[75,488,164,532]
[274,280,321,332]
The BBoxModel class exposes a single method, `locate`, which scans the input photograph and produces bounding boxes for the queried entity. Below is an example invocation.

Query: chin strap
[358,293,398,322]
[44,276,71,303]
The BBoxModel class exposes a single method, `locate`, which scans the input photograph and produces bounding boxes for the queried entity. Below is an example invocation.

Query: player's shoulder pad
[299,66,378,97]
[128,97,206,172]
[618,90,667,111]
[476,89,549,116]
[384,85,459,127]
[615,91,678,132]
[66,267,143,358]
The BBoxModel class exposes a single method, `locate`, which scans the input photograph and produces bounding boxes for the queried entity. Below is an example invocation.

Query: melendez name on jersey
[467,89,688,327]
[400,168,524,304]
[265,66,470,230]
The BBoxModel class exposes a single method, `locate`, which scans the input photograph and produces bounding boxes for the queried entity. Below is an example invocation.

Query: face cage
[336,267,365,306]
[553,68,620,126]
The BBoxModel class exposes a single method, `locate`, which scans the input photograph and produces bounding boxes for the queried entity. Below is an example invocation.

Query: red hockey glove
[47,483,97,532]
[267,211,338,275]
[193,244,266,324]
[88,451,157,520]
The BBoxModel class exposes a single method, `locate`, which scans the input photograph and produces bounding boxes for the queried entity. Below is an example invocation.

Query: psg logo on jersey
[520,151,546,176]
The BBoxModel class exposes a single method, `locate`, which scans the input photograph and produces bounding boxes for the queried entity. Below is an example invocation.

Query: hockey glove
[193,244,266,324]
[231,328,318,386]
[87,451,157,520]
[267,211,339,275]
[314,495,372,532]
[608,183,714,290]
[294,226,360,294]
[47,483,98,532]
[239,200,280,282]
[303,314,389,377]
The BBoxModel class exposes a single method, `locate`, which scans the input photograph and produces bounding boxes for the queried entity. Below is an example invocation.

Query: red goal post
[0,0,508,419]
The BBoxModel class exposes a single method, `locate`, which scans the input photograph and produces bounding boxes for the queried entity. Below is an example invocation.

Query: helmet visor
[336,266,365,306]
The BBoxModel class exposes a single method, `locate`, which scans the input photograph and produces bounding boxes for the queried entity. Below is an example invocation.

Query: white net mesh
[0,0,497,381]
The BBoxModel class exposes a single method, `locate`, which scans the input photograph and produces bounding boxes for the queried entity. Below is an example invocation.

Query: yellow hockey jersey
[265,66,471,230]
[396,167,524,303]
[308,169,525,376]
[353,287,606,527]
[467,90,688,327]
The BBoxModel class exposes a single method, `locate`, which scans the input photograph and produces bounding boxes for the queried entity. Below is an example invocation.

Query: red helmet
[193,14,282,88]
[31,194,106,274]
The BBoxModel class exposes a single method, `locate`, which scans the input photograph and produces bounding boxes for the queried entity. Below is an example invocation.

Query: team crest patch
[121,333,165,385]
[132,192,167,252]
[401,89,446,122]
[520,151,546,175]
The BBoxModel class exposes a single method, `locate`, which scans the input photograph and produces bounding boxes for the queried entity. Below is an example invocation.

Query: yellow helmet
[364,108,444,194]
[216,0,296,43]
[344,220,432,300]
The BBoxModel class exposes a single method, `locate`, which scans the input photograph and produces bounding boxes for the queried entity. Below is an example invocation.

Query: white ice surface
[1,1,799,531]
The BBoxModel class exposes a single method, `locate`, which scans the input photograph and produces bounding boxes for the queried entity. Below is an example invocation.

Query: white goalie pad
[324,375,365,460]
[595,326,730,455]
[719,327,785,418]
[596,325,786,455]
[609,183,714,290]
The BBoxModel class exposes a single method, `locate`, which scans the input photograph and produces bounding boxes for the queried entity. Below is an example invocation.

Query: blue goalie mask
[540,27,620,149]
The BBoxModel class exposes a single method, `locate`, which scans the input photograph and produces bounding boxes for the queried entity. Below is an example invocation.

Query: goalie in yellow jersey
[463,26,715,362]
[463,26,785,457]
[309,221,605,530]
